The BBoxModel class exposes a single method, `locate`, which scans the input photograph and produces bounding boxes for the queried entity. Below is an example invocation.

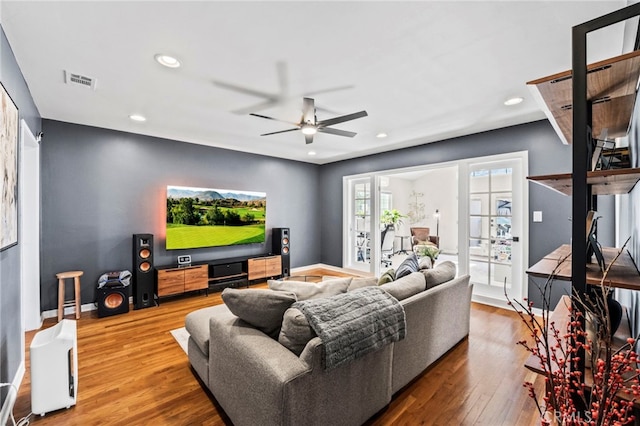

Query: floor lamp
[434,209,440,237]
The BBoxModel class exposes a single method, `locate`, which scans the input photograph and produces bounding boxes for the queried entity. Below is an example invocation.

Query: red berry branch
[507,239,639,425]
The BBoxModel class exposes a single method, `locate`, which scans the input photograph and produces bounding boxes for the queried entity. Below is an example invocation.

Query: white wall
[382,177,411,250]
[411,167,458,254]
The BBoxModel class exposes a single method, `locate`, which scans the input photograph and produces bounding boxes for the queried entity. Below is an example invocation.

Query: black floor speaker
[133,233,156,309]
[97,285,129,318]
[272,228,290,277]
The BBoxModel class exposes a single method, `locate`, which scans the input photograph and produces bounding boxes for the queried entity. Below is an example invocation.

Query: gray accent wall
[318,120,575,306]
[40,120,320,311]
[0,25,42,406]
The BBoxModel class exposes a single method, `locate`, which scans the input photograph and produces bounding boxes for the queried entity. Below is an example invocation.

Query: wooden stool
[56,270,83,322]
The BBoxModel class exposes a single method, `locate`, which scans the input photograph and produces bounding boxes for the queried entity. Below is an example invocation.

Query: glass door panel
[347,179,371,270]
[468,166,514,291]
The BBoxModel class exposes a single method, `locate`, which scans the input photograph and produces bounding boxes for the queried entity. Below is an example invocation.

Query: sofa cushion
[323,275,378,291]
[395,253,419,279]
[347,276,379,291]
[185,304,228,357]
[421,260,456,289]
[278,307,316,356]
[221,288,297,338]
[380,272,426,300]
[378,268,395,285]
[269,277,351,300]
[418,256,433,270]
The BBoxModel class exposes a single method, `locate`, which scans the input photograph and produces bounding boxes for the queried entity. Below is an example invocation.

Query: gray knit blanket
[293,286,406,371]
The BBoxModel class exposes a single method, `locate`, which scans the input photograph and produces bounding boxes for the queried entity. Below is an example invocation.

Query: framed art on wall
[0,82,19,251]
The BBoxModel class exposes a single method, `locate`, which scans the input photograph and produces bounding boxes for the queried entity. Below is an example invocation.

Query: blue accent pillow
[395,253,419,279]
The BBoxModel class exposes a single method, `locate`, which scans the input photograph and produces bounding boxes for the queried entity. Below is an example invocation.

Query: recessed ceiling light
[308,151,317,156]
[376,132,388,138]
[504,97,524,106]
[129,114,146,122]
[154,54,181,68]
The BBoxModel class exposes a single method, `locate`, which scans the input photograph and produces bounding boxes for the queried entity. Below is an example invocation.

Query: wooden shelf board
[527,167,640,195]
[526,244,640,291]
[527,50,640,144]
[208,272,247,282]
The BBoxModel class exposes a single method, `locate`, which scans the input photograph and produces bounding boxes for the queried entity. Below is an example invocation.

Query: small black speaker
[272,228,290,277]
[97,285,129,318]
[132,233,156,309]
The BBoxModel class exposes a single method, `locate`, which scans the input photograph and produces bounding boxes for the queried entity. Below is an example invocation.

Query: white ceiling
[0,1,634,164]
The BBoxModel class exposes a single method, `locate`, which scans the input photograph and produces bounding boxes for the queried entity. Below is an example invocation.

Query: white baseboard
[472,294,513,311]
[291,263,373,277]
[0,360,25,426]
[41,301,97,320]
[472,294,544,317]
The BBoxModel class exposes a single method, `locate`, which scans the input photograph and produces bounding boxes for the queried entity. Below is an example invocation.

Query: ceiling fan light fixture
[154,54,181,68]
[301,124,317,135]
[504,96,524,106]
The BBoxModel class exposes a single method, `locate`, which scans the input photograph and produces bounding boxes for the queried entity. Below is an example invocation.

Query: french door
[344,177,373,272]
[460,154,527,304]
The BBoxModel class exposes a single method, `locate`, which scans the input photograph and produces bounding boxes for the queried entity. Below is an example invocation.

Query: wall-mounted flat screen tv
[166,185,266,250]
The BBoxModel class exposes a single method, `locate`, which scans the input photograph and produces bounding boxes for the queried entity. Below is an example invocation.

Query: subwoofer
[132,233,156,309]
[272,228,290,277]
[96,285,129,317]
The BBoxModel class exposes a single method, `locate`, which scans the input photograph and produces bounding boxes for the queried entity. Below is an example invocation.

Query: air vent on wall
[64,71,97,90]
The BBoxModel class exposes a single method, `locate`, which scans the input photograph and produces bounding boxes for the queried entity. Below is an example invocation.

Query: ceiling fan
[250,97,368,144]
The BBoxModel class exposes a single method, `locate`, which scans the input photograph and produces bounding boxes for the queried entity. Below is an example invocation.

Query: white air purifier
[30,319,78,416]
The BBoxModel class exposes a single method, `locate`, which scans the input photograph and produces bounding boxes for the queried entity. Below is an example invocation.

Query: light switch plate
[533,211,542,222]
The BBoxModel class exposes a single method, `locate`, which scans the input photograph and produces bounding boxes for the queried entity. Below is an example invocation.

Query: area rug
[170,327,189,355]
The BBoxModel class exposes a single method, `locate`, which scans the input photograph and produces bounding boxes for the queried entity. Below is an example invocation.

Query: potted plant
[416,245,440,263]
[381,209,406,230]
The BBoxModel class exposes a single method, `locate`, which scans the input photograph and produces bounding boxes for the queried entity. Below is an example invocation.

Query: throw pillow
[421,260,456,289]
[221,288,297,338]
[395,252,419,279]
[378,268,396,285]
[278,307,316,356]
[418,256,433,270]
[269,277,352,300]
[380,272,426,300]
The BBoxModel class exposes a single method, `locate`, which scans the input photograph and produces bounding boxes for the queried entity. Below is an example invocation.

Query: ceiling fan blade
[317,110,368,128]
[276,61,289,96]
[250,113,299,126]
[304,84,355,97]
[305,133,314,144]
[260,128,300,136]
[318,127,357,138]
[302,97,316,124]
[232,100,278,115]
[212,80,278,100]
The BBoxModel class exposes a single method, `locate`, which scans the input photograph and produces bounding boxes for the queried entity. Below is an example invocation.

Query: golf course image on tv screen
[166,185,266,250]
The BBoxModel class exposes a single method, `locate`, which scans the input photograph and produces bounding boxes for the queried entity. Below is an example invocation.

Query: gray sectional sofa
[185,266,472,426]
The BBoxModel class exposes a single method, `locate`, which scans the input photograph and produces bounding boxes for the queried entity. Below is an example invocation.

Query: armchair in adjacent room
[410,227,439,251]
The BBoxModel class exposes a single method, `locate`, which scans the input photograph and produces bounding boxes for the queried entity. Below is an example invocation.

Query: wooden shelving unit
[527,167,640,195]
[525,29,640,289]
[527,50,640,145]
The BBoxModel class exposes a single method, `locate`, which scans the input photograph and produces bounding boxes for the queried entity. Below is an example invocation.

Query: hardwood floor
[13,273,545,426]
